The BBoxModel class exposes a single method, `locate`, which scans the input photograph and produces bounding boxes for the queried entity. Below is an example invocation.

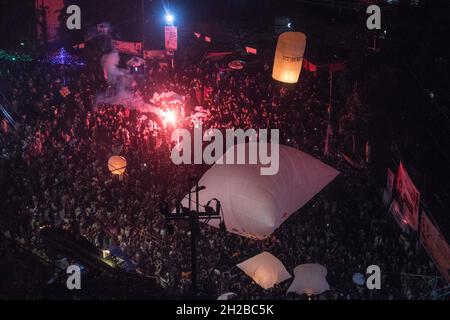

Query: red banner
[395,162,420,231]
[112,40,142,55]
[303,59,317,72]
[420,212,450,282]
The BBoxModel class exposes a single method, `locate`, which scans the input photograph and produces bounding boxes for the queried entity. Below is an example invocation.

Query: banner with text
[164,26,178,51]
[112,40,142,55]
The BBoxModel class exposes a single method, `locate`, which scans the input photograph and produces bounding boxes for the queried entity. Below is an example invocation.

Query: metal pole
[191,180,200,298]
[141,0,145,57]
[141,0,148,89]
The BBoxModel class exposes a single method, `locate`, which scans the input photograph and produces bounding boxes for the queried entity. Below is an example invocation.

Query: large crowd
[0,47,440,299]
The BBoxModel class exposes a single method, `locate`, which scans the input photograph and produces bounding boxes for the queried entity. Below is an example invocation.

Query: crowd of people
[0,46,440,299]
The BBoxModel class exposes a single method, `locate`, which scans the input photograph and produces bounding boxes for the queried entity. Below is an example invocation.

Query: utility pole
[368,30,380,52]
[162,178,223,299]
[324,69,333,157]
[141,0,147,87]
[141,0,145,56]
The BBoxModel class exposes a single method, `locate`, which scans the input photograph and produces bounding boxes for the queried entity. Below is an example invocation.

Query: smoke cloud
[96,51,159,114]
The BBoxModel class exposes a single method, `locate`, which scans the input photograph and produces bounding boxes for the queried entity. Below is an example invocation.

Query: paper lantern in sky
[272,32,307,83]
[237,252,291,290]
[179,143,339,240]
[287,264,330,296]
[108,155,127,175]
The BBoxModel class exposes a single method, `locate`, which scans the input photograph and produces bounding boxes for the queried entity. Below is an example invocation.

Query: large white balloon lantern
[287,264,330,296]
[179,144,339,240]
[272,32,307,84]
[237,251,291,290]
[108,155,127,175]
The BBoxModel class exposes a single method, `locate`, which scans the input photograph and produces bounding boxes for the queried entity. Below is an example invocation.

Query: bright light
[161,109,177,125]
[287,22,292,28]
[165,13,174,24]
[102,250,110,259]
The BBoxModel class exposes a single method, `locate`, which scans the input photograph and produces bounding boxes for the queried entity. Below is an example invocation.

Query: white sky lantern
[108,155,127,175]
[179,144,339,240]
[272,32,307,83]
[287,264,330,296]
[237,252,291,290]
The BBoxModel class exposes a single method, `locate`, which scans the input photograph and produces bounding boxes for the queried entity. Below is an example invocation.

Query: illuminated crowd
[0,51,439,299]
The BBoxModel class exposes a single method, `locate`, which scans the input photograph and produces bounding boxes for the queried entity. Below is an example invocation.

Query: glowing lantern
[272,32,307,83]
[108,156,127,175]
[287,264,330,296]
[237,252,291,290]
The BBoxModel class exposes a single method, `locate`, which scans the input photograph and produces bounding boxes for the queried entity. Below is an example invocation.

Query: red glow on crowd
[160,109,177,126]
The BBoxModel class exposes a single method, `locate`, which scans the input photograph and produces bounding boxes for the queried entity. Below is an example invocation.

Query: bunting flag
[303,59,317,72]
[245,46,257,55]
[395,162,420,231]
[388,200,409,233]
[204,36,212,43]
[341,153,364,170]
[194,32,201,38]
[72,43,85,49]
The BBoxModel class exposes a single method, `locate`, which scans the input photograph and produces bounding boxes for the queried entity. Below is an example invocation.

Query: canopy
[179,144,339,239]
[287,264,330,296]
[237,252,291,290]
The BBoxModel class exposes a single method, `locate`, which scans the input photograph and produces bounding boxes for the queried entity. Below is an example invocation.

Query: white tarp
[237,252,291,290]
[287,264,330,296]
[180,144,339,239]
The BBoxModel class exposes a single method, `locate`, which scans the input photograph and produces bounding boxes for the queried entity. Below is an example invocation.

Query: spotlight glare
[165,13,174,24]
